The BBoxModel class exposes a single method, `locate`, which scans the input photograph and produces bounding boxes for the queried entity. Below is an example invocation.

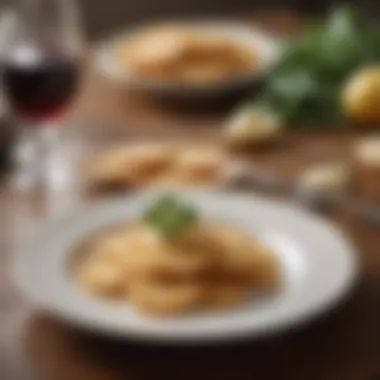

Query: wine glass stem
[15,122,71,189]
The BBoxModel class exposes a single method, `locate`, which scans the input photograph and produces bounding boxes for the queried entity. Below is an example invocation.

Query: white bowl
[14,190,358,343]
[95,21,281,100]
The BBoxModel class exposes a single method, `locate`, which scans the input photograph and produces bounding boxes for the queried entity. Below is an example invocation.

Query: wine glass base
[12,127,75,191]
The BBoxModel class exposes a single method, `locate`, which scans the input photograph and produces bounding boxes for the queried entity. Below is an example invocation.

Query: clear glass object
[1,0,83,189]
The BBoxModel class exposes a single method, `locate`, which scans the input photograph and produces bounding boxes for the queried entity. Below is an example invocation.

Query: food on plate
[128,280,204,316]
[74,196,280,316]
[204,284,251,309]
[239,5,380,129]
[342,66,380,123]
[78,255,126,297]
[123,25,190,66]
[298,163,351,197]
[225,105,282,146]
[118,24,258,85]
[83,144,175,188]
[173,148,224,181]
[353,136,380,203]
[83,143,226,190]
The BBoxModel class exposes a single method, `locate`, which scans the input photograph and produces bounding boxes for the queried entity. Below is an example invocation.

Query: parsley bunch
[256,5,380,127]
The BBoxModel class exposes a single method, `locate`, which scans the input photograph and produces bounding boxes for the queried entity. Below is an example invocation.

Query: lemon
[225,105,282,146]
[342,66,380,124]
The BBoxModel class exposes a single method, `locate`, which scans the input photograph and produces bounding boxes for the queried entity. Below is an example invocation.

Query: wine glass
[2,0,83,189]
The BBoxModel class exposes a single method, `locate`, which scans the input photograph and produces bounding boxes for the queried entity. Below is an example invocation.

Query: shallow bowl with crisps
[95,21,281,101]
[14,190,357,342]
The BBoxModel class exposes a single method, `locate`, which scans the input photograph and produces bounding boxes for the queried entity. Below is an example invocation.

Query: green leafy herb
[254,5,380,128]
[142,195,199,238]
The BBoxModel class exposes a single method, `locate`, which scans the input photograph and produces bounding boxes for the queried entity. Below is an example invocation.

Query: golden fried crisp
[86,225,217,283]
[128,280,204,316]
[175,148,224,178]
[203,283,251,309]
[205,225,279,287]
[175,62,233,85]
[117,24,257,85]
[119,26,191,69]
[122,226,218,280]
[76,256,127,297]
[75,222,280,316]
[83,148,133,188]
[120,144,175,185]
[84,144,175,188]
[84,143,227,191]
[146,175,194,189]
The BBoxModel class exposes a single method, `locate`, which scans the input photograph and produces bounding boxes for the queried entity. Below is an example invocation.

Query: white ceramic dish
[95,21,281,99]
[14,191,358,342]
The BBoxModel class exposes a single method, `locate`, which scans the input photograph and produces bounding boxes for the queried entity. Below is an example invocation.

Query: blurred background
[0,0,379,39]
[41,0,380,39]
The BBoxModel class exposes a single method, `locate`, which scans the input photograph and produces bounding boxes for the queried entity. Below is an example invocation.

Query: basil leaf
[142,196,199,238]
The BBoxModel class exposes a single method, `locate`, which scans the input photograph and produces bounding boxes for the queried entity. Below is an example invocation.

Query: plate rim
[13,191,359,342]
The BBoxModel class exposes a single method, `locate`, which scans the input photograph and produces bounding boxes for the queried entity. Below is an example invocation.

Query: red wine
[3,46,79,121]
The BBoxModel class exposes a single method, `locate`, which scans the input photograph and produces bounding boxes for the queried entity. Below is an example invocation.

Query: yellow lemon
[342,66,380,124]
[225,105,282,146]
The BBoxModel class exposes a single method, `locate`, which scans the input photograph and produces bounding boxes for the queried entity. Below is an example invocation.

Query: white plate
[14,191,358,342]
[95,21,281,99]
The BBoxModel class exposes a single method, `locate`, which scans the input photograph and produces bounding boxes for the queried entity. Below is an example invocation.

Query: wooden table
[2,12,380,380]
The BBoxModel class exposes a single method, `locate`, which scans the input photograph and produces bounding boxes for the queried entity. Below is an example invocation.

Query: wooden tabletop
[2,12,380,380]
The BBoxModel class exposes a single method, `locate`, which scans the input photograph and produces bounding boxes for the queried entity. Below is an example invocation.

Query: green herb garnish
[142,196,199,238]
